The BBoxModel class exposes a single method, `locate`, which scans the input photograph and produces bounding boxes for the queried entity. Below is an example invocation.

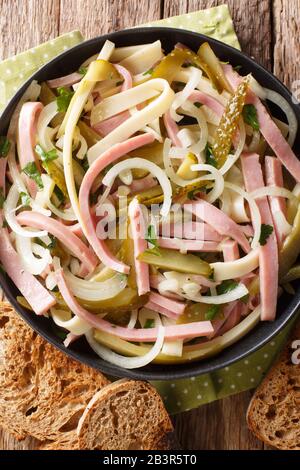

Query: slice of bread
[247,320,300,450]
[77,379,174,450]
[0,302,109,445]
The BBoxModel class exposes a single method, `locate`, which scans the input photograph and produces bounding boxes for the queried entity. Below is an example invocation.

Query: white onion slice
[247,130,260,153]
[76,134,88,160]
[15,235,51,275]
[45,272,57,291]
[127,309,138,329]
[249,75,267,99]
[176,128,197,148]
[85,326,165,369]
[224,182,261,249]
[4,184,47,238]
[102,157,172,217]
[36,174,77,221]
[37,101,60,156]
[219,188,232,217]
[119,169,133,185]
[211,249,259,281]
[264,88,298,147]
[181,101,208,154]
[219,118,246,175]
[272,211,292,237]
[170,66,202,122]
[251,186,297,201]
[51,308,91,335]
[64,269,127,301]
[183,283,248,304]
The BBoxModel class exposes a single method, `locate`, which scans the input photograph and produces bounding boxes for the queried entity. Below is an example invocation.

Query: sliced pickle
[178,302,224,324]
[197,42,233,94]
[77,120,101,147]
[212,75,250,168]
[176,152,198,180]
[138,247,212,277]
[42,161,68,198]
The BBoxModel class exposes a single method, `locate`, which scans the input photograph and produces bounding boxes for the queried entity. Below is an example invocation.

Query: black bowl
[1,27,300,381]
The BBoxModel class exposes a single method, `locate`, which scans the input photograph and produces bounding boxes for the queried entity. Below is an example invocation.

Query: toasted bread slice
[0,302,109,444]
[77,379,174,450]
[247,320,300,450]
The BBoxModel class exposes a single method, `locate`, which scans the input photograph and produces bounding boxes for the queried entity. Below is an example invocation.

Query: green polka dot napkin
[0,5,297,415]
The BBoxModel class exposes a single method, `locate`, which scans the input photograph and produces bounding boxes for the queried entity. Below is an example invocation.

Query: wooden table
[0,0,299,450]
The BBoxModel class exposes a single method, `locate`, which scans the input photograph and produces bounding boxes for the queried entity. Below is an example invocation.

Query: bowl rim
[0,26,299,381]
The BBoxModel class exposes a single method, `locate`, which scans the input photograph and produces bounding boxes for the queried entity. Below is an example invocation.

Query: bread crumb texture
[247,322,300,450]
[0,303,109,448]
[77,379,173,450]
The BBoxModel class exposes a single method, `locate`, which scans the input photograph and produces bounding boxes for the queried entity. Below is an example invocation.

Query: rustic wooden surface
[0,0,299,450]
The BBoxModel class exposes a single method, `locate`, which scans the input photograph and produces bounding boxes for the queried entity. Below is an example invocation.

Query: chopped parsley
[217,279,239,295]
[20,191,31,207]
[142,68,154,76]
[194,102,202,108]
[78,66,88,76]
[0,263,6,275]
[234,65,242,71]
[0,136,10,158]
[56,86,74,113]
[145,224,157,248]
[144,319,155,328]
[144,247,161,257]
[241,293,250,304]
[205,304,220,321]
[0,188,5,209]
[102,163,113,175]
[242,104,259,131]
[116,80,125,86]
[118,273,128,282]
[205,143,217,168]
[22,162,43,190]
[35,144,58,163]
[259,224,273,246]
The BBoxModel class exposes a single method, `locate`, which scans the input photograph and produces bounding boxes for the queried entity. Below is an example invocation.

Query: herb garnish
[205,143,217,168]
[22,162,43,190]
[242,104,259,131]
[205,304,220,320]
[144,319,155,328]
[0,136,10,158]
[78,66,88,76]
[20,191,31,207]
[259,224,273,246]
[142,68,154,76]
[35,144,58,163]
[56,86,74,113]
[217,279,239,295]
